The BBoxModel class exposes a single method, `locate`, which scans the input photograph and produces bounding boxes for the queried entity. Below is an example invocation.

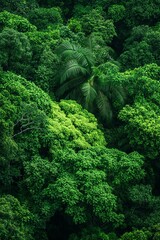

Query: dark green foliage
[69,227,117,240]
[0,28,32,76]
[120,230,150,240]
[34,46,59,92]
[0,0,38,15]
[0,195,34,240]
[107,4,125,22]
[126,184,160,228]
[0,0,160,239]
[79,8,117,43]
[119,25,160,69]
[28,7,63,30]
[124,0,160,27]
[56,42,126,126]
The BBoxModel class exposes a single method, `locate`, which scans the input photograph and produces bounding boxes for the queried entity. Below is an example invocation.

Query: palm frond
[65,87,83,103]
[56,76,85,98]
[57,42,94,69]
[96,91,113,123]
[60,59,88,83]
[82,82,97,109]
[56,42,78,56]
[110,85,127,107]
[80,48,95,67]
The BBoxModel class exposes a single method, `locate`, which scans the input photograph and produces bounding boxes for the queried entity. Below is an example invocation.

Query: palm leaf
[82,82,97,109]
[56,42,78,56]
[60,59,88,83]
[110,85,126,107]
[65,87,83,103]
[80,48,95,67]
[96,91,113,123]
[56,77,85,98]
[57,42,94,69]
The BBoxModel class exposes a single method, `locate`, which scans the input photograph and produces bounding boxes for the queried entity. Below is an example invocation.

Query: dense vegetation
[0,0,160,239]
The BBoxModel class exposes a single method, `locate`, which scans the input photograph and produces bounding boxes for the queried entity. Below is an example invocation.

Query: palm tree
[55,41,126,126]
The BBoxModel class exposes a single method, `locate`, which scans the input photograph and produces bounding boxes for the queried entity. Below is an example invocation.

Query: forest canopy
[0,0,160,239]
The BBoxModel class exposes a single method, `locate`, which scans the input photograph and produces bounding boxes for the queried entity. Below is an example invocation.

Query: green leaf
[82,82,97,109]
[97,91,113,123]
[60,59,88,83]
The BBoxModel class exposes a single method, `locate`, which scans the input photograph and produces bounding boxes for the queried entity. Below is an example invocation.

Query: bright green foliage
[0,195,34,240]
[119,99,160,159]
[26,29,60,69]
[26,29,60,52]
[132,63,160,80]
[51,100,106,149]
[116,64,160,158]
[28,7,63,30]
[0,71,107,237]
[120,64,160,101]
[119,66,160,159]
[23,145,144,229]
[0,71,105,152]
[67,18,82,33]
[0,11,37,32]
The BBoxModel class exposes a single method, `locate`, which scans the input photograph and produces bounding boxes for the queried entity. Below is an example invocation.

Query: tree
[78,8,117,44]
[28,7,63,30]
[119,25,160,70]
[56,42,126,125]
[118,64,160,159]
[0,28,32,77]
[1,71,106,238]
[120,230,150,240]
[23,145,146,238]
[0,0,38,15]
[0,11,37,32]
[0,195,34,240]
[35,46,59,93]
[123,0,160,27]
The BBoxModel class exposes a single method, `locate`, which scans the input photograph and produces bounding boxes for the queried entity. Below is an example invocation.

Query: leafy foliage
[0,195,34,240]
[0,11,37,32]
[0,0,160,239]
[28,7,63,30]
[0,28,32,76]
